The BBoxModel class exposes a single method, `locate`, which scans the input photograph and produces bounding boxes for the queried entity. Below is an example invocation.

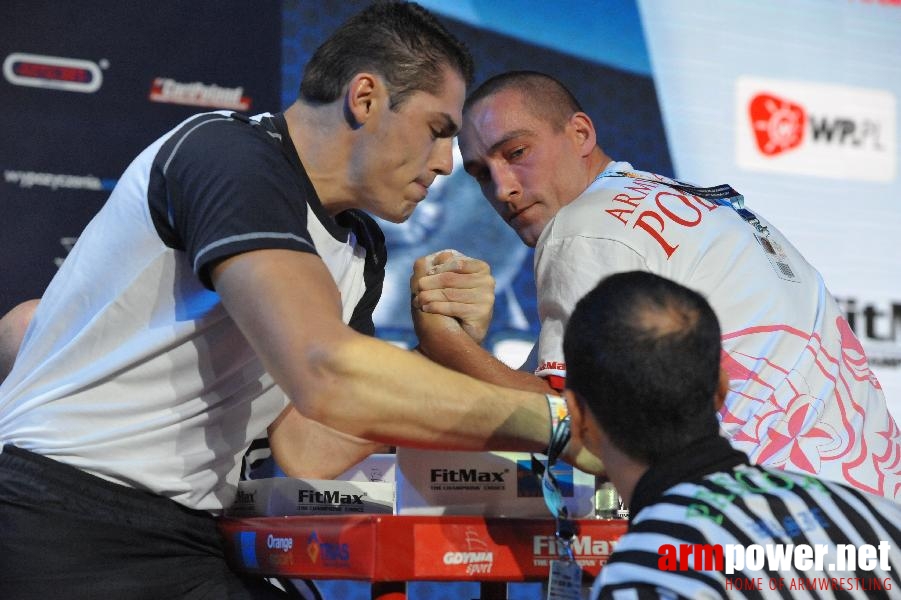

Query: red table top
[219,515,628,582]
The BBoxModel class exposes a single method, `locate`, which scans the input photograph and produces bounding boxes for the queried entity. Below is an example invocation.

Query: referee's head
[563,271,727,466]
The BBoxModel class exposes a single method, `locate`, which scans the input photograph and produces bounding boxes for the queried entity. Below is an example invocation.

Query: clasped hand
[410,249,495,345]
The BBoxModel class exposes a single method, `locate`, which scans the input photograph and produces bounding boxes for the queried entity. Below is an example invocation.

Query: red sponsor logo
[15,62,89,83]
[149,77,251,110]
[748,93,806,156]
[3,53,103,93]
[441,528,494,575]
[304,531,349,566]
[538,360,566,372]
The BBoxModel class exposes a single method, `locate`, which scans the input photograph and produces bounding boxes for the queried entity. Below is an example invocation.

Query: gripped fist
[411,249,495,345]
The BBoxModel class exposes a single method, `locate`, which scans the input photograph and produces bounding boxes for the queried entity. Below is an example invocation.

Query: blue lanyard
[531,415,575,560]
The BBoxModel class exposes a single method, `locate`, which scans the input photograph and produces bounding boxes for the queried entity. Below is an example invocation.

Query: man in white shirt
[412,70,900,501]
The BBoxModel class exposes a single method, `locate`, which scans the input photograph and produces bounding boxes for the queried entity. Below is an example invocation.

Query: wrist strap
[547,415,571,465]
[532,394,573,522]
[544,394,570,460]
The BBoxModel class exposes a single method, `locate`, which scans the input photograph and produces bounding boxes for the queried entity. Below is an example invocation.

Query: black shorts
[0,445,288,599]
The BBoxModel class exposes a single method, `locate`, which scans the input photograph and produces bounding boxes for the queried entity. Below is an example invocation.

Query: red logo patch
[748,93,806,156]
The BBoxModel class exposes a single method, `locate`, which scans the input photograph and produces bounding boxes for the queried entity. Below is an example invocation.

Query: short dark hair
[464,71,583,131]
[300,1,474,110]
[563,271,723,464]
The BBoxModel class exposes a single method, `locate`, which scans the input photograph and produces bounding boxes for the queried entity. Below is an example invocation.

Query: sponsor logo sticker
[429,467,509,491]
[735,77,896,182]
[532,534,617,569]
[3,53,104,93]
[441,527,495,575]
[295,488,368,513]
[305,531,350,567]
[264,533,295,568]
[149,77,251,110]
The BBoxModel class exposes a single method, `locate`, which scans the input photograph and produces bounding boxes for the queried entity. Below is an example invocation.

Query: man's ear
[567,112,597,157]
[563,389,587,446]
[715,367,729,411]
[344,73,380,128]
[564,388,607,460]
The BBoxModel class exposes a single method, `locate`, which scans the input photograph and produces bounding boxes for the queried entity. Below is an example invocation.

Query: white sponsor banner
[735,77,896,182]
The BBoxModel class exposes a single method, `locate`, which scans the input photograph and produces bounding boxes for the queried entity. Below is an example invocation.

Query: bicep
[211,248,353,407]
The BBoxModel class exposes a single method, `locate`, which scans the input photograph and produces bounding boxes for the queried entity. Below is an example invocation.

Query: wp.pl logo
[735,77,896,182]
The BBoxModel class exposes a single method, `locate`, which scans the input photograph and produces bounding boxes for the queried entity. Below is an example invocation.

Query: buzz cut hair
[463,71,583,131]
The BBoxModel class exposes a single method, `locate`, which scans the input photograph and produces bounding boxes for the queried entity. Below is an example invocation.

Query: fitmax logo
[235,489,256,504]
[533,535,617,557]
[297,490,364,504]
[430,468,507,483]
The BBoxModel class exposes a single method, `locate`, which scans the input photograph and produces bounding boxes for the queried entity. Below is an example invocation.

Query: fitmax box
[227,477,394,517]
[395,449,595,518]
[227,454,397,517]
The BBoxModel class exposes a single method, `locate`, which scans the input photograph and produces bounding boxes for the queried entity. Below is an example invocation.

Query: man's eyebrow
[462,128,534,175]
[486,129,533,154]
[435,113,459,137]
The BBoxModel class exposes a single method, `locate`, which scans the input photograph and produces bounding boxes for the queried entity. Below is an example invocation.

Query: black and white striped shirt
[592,436,901,599]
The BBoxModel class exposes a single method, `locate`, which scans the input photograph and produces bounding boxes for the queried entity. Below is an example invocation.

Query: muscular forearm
[297,330,550,452]
[410,251,554,394]
[416,311,556,394]
[213,250,550,454]
[282,332,601,474]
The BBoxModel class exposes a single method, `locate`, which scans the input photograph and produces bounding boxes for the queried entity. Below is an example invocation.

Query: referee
[562,271,900,599]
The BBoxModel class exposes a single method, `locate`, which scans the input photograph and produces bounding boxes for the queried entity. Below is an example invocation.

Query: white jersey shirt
[0,112,385,512]
[534,161,901,499]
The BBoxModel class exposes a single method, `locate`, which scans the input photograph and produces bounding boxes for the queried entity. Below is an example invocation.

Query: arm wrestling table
[219,515,628,600]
